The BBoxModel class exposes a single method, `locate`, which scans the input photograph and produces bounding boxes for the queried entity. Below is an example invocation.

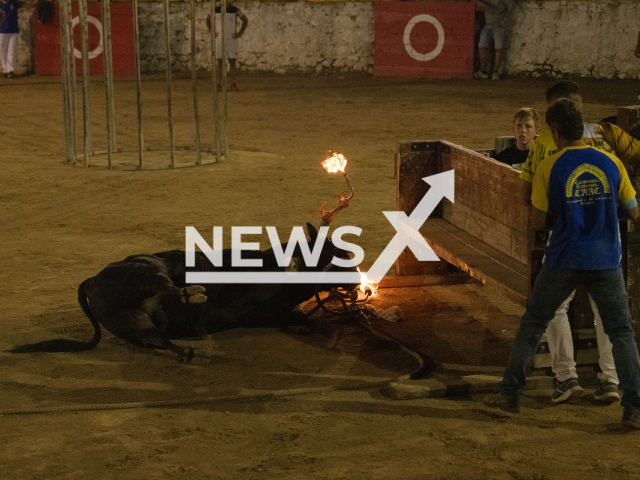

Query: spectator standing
[484,99,640,430]
[520,80,621,405]
[0,0,32,78]
[206,3,248,92]
[472,0,516,81]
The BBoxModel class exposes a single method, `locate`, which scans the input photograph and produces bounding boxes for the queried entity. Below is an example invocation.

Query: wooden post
[395,141,448,276]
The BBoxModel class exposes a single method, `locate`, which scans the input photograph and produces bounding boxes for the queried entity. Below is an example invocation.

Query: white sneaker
[491,72,500,81]
[474,70,489,79]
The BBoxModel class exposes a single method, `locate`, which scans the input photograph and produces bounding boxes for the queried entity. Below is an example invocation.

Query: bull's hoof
[180,285,207,304]
[185,285,206,295]
[189,293,207,304]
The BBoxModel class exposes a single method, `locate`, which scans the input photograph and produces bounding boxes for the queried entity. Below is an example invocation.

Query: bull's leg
[145,288,209,340]
[110,309,194,361]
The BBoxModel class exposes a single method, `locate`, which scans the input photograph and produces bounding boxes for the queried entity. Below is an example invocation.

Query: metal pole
[132,0,144,169]
[190,0,201,165]
[59,0,72,162]
[210,0,221,162]
[220,0,228,158]
[102,0,117,165]
[78,0,92,166]
[163,0,175,168]
[64,0,77,162]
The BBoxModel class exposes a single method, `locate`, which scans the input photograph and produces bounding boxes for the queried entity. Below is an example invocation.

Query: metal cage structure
[59,0,230,169]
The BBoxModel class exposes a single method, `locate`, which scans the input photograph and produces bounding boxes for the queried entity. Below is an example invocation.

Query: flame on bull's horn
[321,153,347,173]
[357,267,379,297]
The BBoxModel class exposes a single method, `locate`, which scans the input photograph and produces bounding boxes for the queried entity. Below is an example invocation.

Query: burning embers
[358,267,379,297]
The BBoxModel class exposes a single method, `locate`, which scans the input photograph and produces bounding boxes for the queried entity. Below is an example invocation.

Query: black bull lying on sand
[11,224,358,360]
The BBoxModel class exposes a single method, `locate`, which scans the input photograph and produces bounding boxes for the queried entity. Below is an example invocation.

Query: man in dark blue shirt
[0,0,33,78]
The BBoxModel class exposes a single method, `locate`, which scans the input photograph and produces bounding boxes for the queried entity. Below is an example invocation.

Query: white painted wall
[12,1,640,80]
[137,1,374,74]
[505,0,640,79]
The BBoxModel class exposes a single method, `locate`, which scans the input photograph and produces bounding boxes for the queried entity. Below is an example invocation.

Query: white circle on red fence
[403,14,445,62]
[71,15,104,60]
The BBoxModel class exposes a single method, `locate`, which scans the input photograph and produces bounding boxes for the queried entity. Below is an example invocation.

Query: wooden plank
[451,173,531,236]
[441,141,530,205]
[378,273,473,289]
[396,141,449,276]
[442,201,531,265]
[421,219,529,306]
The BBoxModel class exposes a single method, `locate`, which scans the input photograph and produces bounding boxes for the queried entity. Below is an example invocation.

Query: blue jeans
[500,266,640,416]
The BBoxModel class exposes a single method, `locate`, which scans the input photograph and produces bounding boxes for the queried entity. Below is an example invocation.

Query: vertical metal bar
[78,0,92,166]
[190,0,201,165]
[102,0,116,164]
[220,0,228,158]
[163,0,175,168]
[210,0,221,162]
[59,0,72,162]
[67,0,77,162]
[132,0,144,169]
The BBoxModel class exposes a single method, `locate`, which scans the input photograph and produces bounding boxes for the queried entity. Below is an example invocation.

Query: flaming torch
[316,153,354,226]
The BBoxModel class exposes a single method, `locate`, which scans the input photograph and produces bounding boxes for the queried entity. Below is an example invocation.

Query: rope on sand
[1,318,425,416]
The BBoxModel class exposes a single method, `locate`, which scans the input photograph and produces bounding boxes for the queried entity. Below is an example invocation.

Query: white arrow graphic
[364,170,455,283]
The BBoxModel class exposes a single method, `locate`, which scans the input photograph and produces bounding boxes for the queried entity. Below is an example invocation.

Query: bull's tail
[8,279,102,354]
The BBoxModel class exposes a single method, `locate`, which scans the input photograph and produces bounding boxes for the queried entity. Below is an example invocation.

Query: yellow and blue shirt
[520,125,613,183]
[531,146,636,269]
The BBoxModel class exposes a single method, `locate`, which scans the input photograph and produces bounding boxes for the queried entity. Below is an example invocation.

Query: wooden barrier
[395,139,640,367]
[396,140,535,307]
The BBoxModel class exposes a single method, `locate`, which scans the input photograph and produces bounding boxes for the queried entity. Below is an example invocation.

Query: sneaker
[474,70,489,79]
[7,72,13,78]
[594,380,620,403]
[491,72,500,81]
[483,393,520,413]
[551,377,584,403]
[229,82,240,92]
[622,412,640,430]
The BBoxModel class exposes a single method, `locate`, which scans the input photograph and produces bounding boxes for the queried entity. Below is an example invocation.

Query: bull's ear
[306,223,318,244]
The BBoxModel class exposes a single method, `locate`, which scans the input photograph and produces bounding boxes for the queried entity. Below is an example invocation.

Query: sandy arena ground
[2,72,640,479]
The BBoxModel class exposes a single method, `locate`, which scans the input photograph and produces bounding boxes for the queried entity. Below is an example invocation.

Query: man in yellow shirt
[520,81,620,404]
[485,99,640,430]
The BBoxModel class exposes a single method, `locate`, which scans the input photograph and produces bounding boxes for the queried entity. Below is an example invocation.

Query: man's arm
[234,14,248,39]
[498,0,516,26]
[628,206,639,221]
[470,0,489,10]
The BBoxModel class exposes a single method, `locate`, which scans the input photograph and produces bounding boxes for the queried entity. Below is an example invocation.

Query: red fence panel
[35,3,135,76]
[374,2,475,79]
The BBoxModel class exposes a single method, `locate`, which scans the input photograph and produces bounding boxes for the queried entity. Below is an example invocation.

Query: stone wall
[13,1,640,79]
[137,1,374,74]
[14,9,34,75]
[505,0,640,79]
